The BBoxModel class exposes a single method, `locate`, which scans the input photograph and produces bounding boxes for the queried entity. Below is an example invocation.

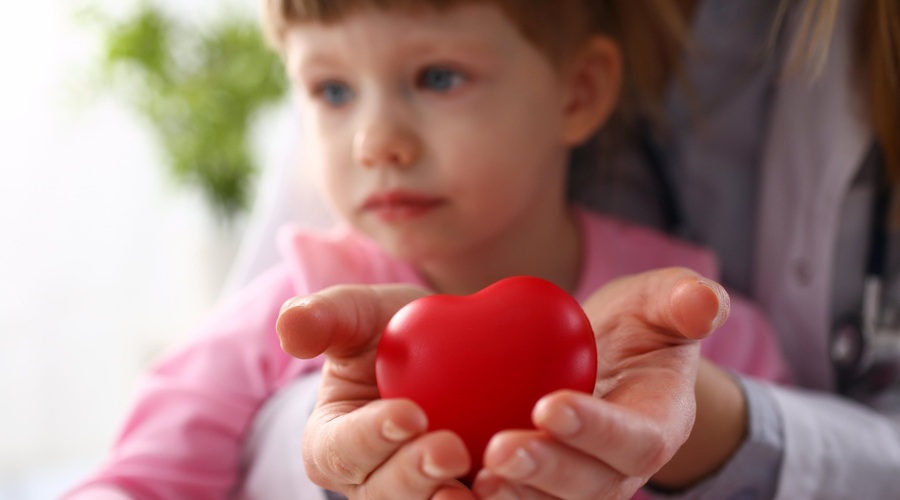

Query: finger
[361,430,472,499]
[474,470,557,500]
[431,483,476,500]
[670,275,730,339]
[584,267,730,340]
[480,432,620,500]
[530,391,687,478]
[277,284,429,359]
[303,398,429,489]
[479,440,647,500]
[433,487,481,500]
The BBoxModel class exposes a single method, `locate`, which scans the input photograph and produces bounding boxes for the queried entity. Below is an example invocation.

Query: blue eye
[317,81,353,107]
[417,67,465,92]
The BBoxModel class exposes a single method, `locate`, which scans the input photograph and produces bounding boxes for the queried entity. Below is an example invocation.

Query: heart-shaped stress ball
[375,276,597,483]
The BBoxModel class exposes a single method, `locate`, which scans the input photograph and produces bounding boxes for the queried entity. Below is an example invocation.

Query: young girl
[66,1,788,498]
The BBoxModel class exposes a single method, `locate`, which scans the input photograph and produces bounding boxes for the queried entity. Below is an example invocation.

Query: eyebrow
[288,31,504,79]
[287,53,336,80]
[403,36,500,61]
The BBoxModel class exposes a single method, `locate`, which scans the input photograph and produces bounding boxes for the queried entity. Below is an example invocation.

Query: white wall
[0,1,312,497]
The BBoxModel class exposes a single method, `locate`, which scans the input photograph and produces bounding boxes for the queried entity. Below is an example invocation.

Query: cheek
[445,95,562,170]
[300,104,352,158]
[439,121,560,195]
[438,128,567,225]
[318,162,354,213]
[302,126,354,215]
[437,142,509,198]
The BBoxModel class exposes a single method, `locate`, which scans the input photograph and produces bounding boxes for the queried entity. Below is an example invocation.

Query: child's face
[285,3,576,265]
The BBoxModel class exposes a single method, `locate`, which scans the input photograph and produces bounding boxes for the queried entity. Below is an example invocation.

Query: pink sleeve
[701,290,792,384]
[63,265,322,500]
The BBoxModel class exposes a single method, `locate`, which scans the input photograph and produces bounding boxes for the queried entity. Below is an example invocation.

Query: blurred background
[0,1,330,497]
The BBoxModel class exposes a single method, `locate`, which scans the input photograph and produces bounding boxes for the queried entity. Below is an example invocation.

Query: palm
[583,269,719,430]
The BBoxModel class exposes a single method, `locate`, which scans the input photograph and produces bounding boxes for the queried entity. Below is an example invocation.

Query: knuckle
[304,451,344,492]
[327,444,366,484]
[307,430,367,487]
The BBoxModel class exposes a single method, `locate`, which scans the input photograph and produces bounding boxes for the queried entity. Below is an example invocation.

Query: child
[66,1,789,498]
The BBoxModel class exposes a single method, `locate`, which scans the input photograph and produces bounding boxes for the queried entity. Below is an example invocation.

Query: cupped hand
[277,267,730,500]
[276,284,476,500]
[472,267,730,499]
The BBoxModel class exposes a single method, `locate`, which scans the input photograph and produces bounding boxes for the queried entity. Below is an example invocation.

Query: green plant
[83,2,288,219]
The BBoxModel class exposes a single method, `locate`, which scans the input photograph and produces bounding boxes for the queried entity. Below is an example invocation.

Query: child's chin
[380,235,447,263]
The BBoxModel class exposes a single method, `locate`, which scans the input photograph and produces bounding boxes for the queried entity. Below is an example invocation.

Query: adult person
[276,0,900,498]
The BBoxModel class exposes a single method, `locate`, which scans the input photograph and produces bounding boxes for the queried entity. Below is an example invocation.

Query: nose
[353,108,420,169]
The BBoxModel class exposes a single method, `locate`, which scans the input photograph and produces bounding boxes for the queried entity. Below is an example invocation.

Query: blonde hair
[781,0,899,184]
[260,0,595,66]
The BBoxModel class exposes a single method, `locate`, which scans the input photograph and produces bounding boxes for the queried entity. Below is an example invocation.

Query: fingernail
[496,447,537,479]
[545,404,582,436]
[699,278,730,329]
[422,453,451,479]
[381,419,413,442]
[279,297,309,315]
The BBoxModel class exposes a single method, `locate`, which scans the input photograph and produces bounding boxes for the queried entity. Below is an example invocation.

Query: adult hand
[277,267,731,499]
[472,267,731,499]
[277,284,476,500]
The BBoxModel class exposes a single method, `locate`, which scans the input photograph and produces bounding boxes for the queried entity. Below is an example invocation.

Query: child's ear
[560,36,622,146]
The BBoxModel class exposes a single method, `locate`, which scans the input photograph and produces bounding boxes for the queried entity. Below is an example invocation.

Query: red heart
[376,276,597,483]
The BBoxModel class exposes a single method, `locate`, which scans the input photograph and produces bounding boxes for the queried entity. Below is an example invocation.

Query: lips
[361,190,445,222]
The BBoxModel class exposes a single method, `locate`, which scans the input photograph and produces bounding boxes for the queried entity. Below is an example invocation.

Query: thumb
[583,267,730,341]
[276,284,430,360]
[670,274,730,339]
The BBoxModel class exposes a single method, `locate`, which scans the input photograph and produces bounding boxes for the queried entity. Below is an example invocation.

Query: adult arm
[647,363,900,500]
[277,267,729,499]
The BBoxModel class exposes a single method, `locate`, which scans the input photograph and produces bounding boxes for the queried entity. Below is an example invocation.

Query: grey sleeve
[646,376,900,500]
[767,383,900,499]
[643,375,783,500]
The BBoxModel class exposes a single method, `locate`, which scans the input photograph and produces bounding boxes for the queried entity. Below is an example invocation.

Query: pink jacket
[66,209,788,499]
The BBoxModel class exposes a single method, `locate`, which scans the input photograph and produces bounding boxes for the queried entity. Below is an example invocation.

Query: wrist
[649,359,748,490]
